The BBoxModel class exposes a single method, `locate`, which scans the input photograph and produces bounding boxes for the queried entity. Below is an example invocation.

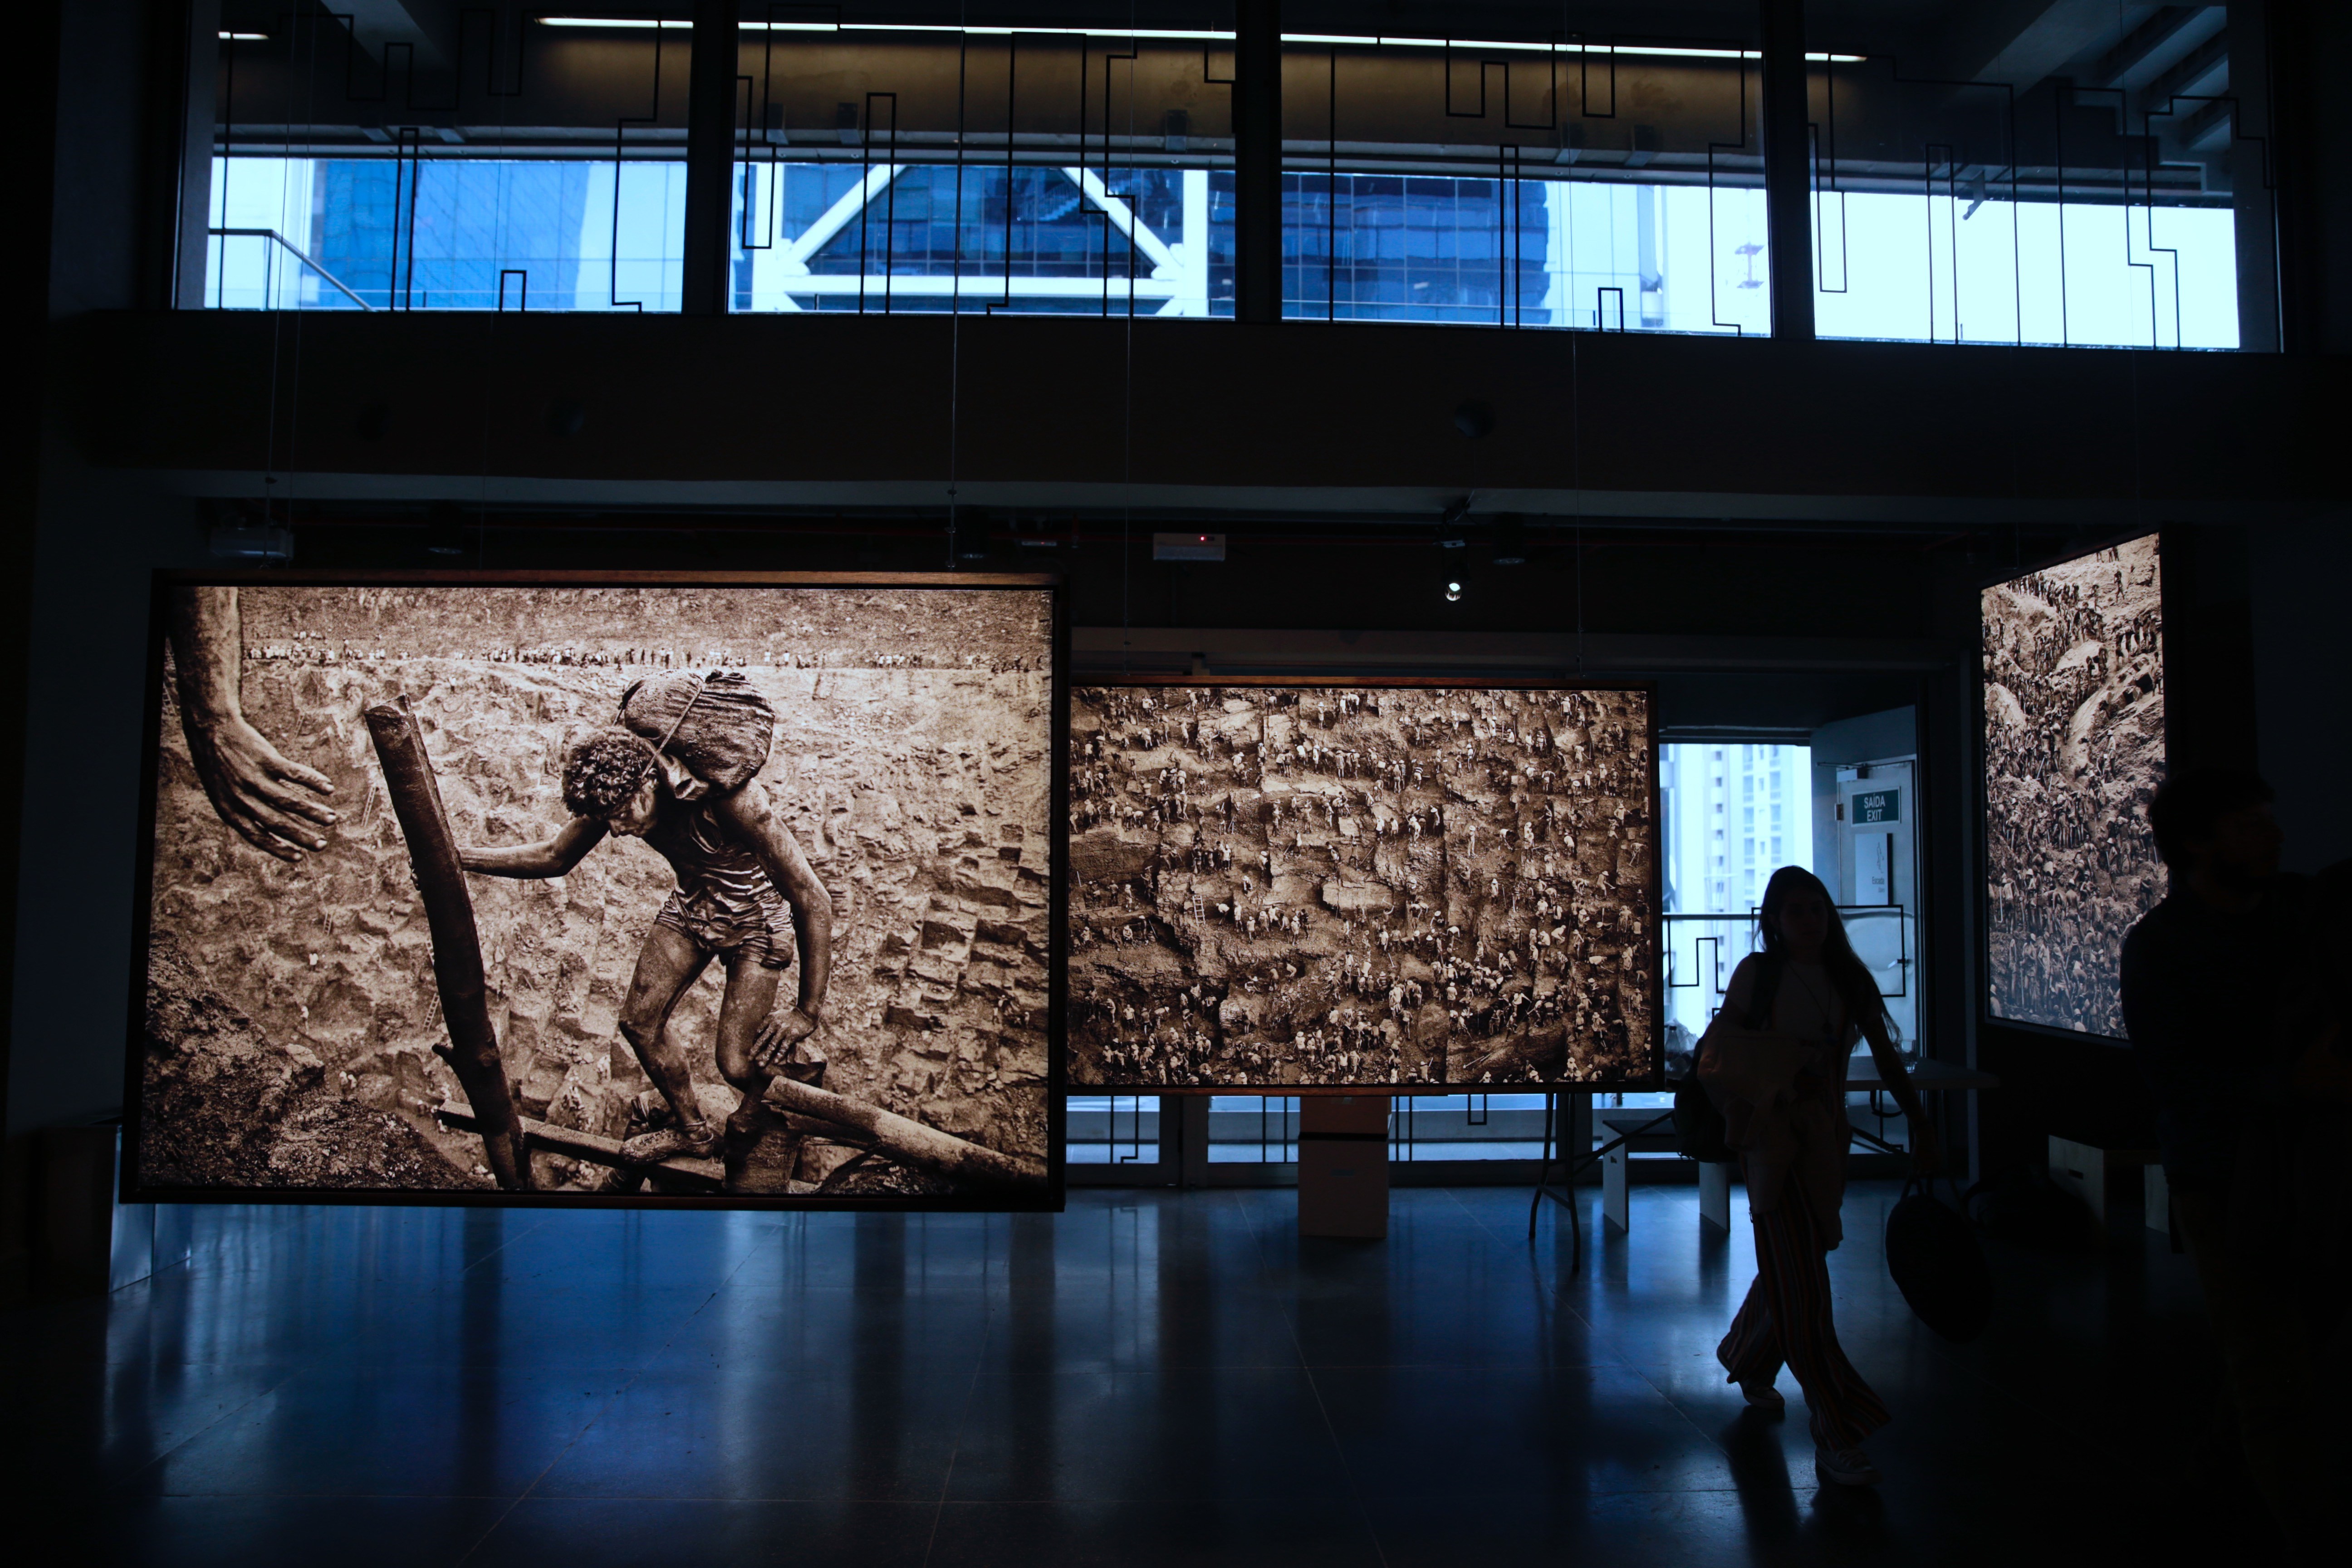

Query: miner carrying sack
[459,671,833,1173]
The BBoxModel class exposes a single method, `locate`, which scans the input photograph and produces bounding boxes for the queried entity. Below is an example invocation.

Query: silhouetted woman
[1698,865,1940,1488]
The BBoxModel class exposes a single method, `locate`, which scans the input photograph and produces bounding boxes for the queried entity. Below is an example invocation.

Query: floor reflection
[10,1182,2272,1565]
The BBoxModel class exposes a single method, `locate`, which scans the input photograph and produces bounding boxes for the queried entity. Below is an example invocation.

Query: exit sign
[1852,789,1900,824]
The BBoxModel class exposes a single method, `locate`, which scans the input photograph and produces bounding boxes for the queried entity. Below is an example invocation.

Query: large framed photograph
[127,573,1065,1208]
[1068,680,1659,1090]
[1981,533,2166,1039]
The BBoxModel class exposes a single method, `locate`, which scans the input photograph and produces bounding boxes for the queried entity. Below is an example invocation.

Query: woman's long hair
[1757,865,1888,1034]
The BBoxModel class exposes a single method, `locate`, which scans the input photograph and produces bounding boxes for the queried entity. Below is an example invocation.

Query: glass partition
[1209,1094,1298,1162]
[203,6,692,311]
[1277,9,1768,331]
[1653,736,1917,1155]
[1658,738,1923,1063]
[1389,1093,1551,1159]
[727,7,1237,315]
[1803,2,2266,349]
[1202,1093,1551,1162]
[194,5,2277,345]
[1068,1094,1164,1164]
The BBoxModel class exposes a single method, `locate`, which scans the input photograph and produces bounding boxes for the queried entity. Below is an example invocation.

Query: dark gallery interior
[6,2,2351,1564]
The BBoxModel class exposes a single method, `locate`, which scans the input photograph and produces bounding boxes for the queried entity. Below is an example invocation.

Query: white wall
[1808,706,1917,890]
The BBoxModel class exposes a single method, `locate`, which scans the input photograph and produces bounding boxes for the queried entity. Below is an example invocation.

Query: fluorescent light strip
[533,19,1861,62]
[220,31,269,40]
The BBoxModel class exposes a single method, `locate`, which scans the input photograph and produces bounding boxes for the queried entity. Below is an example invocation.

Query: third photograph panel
[1068,681,1658,1090]
[1981,532,2167,1038]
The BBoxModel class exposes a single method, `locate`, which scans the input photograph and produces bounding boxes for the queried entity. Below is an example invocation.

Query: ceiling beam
[2088,6,2207,88]
[2145,31,2229,105]
[2180,96,2234,150]
[340,0,452,73]
[1940,0,2128,90]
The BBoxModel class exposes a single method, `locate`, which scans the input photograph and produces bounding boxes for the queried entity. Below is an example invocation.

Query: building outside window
[207,155,680,312]
[1660,741,1815,1060]
[194,11,2261,346]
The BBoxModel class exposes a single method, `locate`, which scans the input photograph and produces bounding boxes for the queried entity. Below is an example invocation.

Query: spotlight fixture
[1445,581,1463,603]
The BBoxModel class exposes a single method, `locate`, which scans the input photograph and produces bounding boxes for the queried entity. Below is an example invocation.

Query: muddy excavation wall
[1068,683,1656,1088]
[138,584,1056,1198]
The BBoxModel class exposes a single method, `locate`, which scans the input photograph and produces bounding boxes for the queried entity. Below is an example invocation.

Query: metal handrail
[207,228,376,310]
[1662,905,1913,1001]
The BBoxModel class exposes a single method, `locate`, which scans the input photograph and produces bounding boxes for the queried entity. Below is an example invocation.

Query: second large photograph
[1068,681,1658,1089]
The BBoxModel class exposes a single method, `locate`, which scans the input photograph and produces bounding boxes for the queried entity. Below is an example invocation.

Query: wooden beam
[367,701,533,1190]
[436,1102,725,1192]
[443,1079,1047,1195]
[760,1075,1048,1190]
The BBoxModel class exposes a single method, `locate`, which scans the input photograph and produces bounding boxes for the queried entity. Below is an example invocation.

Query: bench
[1594,1108,1733,1235]
[2048,1134,2166,1233]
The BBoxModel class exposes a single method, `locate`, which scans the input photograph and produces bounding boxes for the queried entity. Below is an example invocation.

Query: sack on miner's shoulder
[620,671,777,792]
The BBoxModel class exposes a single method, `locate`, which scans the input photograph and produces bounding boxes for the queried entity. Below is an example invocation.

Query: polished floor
[5,1180,2283,1566]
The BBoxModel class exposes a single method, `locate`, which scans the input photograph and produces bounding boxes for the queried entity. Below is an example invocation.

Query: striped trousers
[1716,1185,1891,1450]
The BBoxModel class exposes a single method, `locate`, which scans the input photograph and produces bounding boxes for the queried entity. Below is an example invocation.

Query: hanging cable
[1120,0,1140,671]
[1571,328,1585,675]
[945,0,970,568]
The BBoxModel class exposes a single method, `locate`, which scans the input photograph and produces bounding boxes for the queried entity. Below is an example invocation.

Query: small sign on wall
[1852,789,1901,824]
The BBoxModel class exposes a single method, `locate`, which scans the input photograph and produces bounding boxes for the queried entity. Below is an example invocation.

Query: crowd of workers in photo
[238,628,1041,673]
[1982,555,2166,1036]
[1068,685,1651,1088]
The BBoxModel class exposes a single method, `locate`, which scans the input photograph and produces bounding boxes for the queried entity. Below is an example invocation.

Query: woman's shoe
[1740,1377,1786,1411]
[1814,1444,1881,1487]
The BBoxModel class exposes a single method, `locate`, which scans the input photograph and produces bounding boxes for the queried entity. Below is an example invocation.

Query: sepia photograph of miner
[1982,533,2166,1037]
[133,580,1059,1205]
[1068,683,1657,1088]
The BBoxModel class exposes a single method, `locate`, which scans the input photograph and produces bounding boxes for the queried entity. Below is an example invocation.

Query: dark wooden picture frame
[123,569,1069,1211]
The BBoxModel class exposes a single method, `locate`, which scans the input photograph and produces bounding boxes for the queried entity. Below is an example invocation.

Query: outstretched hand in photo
[167,586,338,860]
[460,724,833,1175]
